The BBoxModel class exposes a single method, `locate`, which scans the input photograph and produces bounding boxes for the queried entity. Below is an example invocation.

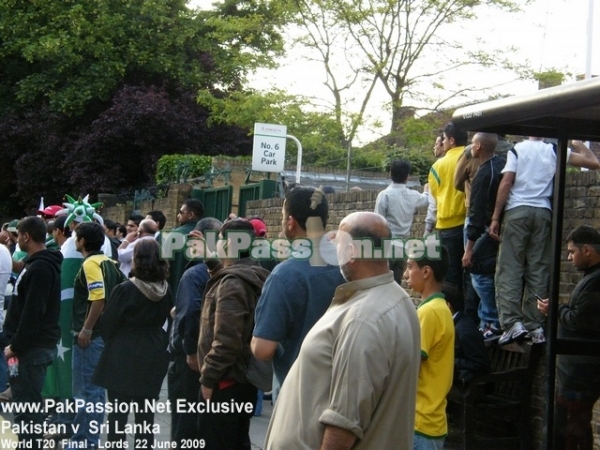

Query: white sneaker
[498,321,528,345]
[527,327,546,344]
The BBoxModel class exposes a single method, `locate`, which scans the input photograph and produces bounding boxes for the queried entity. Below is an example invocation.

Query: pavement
[0,377,273,449]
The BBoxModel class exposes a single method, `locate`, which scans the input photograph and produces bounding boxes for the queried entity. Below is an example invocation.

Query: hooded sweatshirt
[5,248,63,355]
[198,258,269,389]
[94,276,172,398]
[130,277,169,302]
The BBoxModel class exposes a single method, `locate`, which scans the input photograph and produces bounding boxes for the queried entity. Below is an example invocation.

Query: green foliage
[385,147,435,183]
[350,148,387,172]
[532,69,571,89]
[0,0,285,115]
[396,116,447,148]
[198,88,347,165]
[361,139,435,182]
[156,154,213,185]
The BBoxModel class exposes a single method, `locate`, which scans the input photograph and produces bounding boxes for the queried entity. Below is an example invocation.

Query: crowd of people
[0,123,599,450]
[375,125,600,449]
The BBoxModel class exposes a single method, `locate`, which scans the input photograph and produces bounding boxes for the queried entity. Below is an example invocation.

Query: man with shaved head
[117,218,158,277]
[265,212,421,450]
[461,132,503,340]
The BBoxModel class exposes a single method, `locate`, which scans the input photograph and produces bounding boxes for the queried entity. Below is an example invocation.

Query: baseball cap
[38,205,63,218]
[249,218,267,237]
[7,219,19,233]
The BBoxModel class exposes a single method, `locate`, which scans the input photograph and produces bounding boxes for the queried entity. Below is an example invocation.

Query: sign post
[252,123,287,172]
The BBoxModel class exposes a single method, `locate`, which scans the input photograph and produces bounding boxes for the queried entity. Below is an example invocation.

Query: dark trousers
[168,354,200,445]
[440,225,465,295]
[555,394,598,450]
[107,390,155,449]
[197,382,257,450]
[10,347,56,450]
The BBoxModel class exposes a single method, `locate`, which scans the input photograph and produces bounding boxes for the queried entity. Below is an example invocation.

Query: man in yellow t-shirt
[426,122,468,292]
[405,247,455,449]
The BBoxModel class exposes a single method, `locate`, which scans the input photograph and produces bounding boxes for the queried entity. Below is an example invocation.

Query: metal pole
[585,0,594,79]
[286,134,303,185]
[346,144,351,193]
[545,132,568,449]
[584,0,594,157]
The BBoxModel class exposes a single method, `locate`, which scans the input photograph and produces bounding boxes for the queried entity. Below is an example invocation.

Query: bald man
[461,132,503,339]
[264,212,421,450]
[117,218,158,277]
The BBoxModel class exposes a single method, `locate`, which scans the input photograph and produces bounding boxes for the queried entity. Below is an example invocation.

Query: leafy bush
[156,155,212,184]
[384,147,435,183]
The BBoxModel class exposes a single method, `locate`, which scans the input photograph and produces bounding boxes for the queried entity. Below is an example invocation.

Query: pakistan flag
[42,237,82,398]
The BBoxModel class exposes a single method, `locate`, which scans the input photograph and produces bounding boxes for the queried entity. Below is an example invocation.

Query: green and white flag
[42,237,82,399]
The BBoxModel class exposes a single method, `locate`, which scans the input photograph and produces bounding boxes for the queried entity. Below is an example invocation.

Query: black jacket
[94,278,172,398]
[5,248,62,355]
[557,263,600,391]
[466,155,505,243]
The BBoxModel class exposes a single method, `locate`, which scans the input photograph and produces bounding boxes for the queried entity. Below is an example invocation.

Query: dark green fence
[238,180,278,218]
[191,186,233,222]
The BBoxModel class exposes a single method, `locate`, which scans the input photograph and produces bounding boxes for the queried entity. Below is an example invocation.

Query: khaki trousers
[495,205,551,331]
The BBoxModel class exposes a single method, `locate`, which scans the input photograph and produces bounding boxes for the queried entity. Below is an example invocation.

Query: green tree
[0,0,285,115]
[287,0,525,136]
[0,0,286,212]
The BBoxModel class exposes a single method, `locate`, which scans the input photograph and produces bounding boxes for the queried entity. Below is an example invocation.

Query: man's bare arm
[568,140,600,170]
[320,425,357,450]
[489,172,515,240]
[78,299,105,348]
[251,337,278,361]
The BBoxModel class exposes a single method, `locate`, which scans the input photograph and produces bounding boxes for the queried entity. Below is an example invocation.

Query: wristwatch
[81,328,93,336]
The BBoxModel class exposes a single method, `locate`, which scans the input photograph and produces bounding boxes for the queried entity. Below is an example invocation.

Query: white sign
[252,123,287,172]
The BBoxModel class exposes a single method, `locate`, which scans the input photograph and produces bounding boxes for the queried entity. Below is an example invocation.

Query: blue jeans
[439,225,464,292]
[10,347,57,447]
[413,433,445,450]
[67,336,105,449]
[254,390,264,416]
[471,273,500,329]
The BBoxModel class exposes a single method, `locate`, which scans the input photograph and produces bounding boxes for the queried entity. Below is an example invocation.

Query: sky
[190,0,599,144]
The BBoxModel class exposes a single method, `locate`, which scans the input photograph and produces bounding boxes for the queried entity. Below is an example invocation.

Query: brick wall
[245,189,430,237]
[101,184,192,230]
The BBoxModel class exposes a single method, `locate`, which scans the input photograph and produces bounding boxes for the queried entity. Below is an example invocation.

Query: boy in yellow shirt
[405,247,455,450]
